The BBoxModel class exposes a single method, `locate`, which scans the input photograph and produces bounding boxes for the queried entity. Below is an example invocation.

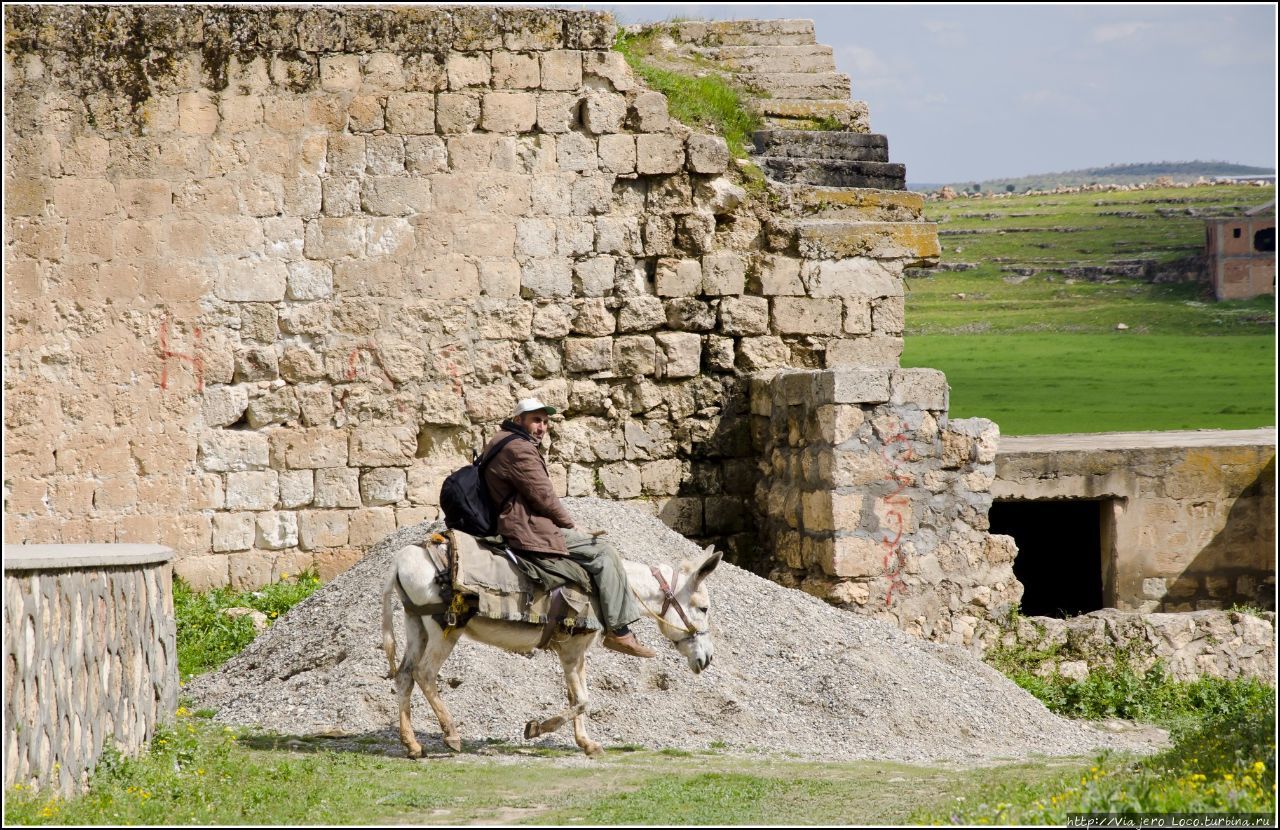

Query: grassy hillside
[936,162,1274,193]
[901,184,1276,434]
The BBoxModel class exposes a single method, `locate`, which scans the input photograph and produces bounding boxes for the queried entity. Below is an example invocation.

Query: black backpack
[438,434,520,537]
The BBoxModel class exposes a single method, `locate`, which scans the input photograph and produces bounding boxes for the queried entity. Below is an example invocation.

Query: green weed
[912,693,1275,823]
[613,29,761,159]
[174,569,322,680]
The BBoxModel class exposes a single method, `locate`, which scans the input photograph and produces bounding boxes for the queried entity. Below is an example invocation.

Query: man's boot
[602,629,656,658]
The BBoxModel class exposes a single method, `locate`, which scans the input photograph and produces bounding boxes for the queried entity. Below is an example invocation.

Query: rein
[630,565,701,640]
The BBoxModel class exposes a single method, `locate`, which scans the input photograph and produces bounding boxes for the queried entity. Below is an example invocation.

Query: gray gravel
[185,498,1166,764]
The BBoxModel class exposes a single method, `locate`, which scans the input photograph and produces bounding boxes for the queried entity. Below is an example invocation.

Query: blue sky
[598,3,1277,183]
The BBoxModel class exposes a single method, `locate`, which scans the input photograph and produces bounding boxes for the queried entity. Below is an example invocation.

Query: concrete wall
[3,545,178,795]
[993,429,1276,613]
[3,7,940,587]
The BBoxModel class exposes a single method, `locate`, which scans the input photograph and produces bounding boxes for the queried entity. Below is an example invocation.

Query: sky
[596,3,1278,184]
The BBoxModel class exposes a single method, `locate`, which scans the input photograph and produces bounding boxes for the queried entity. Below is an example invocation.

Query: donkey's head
[657,546,723,675]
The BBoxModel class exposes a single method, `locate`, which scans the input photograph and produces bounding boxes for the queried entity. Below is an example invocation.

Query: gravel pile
[186,498,1164,764]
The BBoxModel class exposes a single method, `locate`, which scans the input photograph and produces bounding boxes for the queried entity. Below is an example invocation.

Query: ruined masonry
[3,8,1015,649]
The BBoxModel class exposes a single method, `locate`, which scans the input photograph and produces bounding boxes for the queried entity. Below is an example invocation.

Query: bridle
[631,564,705,645]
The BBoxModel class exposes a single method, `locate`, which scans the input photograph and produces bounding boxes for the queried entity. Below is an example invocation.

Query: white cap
[513,397,557,417]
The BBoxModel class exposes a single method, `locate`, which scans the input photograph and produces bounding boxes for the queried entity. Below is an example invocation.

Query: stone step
[756,99,870,132]
[667,19,816,47]
[753,130,888,162]
[736,71,850,100]
[761,156,906,190]
[687,44,836,74]
[768,184,926,223]
[790,219,941,264]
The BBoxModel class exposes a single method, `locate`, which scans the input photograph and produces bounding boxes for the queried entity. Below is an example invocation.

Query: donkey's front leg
[552,638,602,757]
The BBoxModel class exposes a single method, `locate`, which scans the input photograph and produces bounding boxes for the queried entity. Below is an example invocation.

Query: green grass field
[903,184,1276,433]
[902,334,1276,435]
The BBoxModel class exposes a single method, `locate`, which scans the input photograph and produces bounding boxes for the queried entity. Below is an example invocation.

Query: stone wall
[3,545,178,794]
[3,7,948,589]
[752,368,1021,644]
[1003,609,1275,685]
[994,430,1276,613]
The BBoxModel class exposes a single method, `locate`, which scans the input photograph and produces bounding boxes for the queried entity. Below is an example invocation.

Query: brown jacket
[481,420,574,555]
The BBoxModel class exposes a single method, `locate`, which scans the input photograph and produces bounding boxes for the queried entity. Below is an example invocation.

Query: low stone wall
[3,545,177,795]
[751,367,1021,643]
[1000,609,1276,685]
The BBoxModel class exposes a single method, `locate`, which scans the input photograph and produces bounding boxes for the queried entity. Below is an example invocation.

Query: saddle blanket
[448,530,603,633]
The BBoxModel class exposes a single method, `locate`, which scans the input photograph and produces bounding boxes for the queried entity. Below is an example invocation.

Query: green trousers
[506,529,641,633]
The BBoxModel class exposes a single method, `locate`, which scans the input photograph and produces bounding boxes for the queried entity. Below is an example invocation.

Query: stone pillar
[752,368,1022,647]
[3,545,177,795]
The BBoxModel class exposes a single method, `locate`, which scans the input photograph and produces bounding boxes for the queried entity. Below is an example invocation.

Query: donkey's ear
[695,546,723,583]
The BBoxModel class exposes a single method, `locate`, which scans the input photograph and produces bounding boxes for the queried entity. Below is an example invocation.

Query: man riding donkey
[480,397,657,659]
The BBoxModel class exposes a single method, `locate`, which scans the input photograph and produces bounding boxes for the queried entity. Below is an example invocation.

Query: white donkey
[380,533,722,758]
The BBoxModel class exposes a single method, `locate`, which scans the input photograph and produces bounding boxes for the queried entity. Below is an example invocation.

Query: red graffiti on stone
[158,315,204,392]
[344,341,395,387]
[879,421,916,606]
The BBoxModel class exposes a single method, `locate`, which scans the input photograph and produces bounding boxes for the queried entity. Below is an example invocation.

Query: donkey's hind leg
[416,617,465,752]
[394,612,428,759]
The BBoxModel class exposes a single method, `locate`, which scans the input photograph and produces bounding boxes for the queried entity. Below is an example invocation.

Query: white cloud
[922,19,968,48]
[1091,21,1153,43]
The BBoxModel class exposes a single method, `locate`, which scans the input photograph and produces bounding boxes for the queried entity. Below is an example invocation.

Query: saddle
[428,530,603,649]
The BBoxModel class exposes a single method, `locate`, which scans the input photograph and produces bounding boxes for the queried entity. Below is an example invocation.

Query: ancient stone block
[349,426,416,466]
[655,332,702,379]
[314,467,361,508]
[532,303,573,338]
[614,335,657,376]
[199,431,268,472]
[202,386,249,429]
[536,92,577,133]
[617,296,666,332]
[217,259,287,302]
[574,256,616,296]
[540,50,582,90]
[520,258,573,298]
[686,135,729,174]
[772,297,842,335]
[598,134,636,174]
[564,337,613,372]
[631,91,669,132]
[823,535,882,577]
[279,470,314,509]
[279,428,348,468]
[256,511,299,550]
[873,296,905,334]
[447,52,491,88]
[557,131,597,173]
[482,91,537,132]
[719,296,769,335]
[225,470,279,510]
[212,512,256,552]
[802,258,903,298]
[890,368,948,410]
[701,251,746,295]
[298,510,349,549]
[493,51,540,88]
[636,134,685,175]
[814,369,891,404]
[598,461,642,498]
[435,92,481,133]
[583,92,627,134]
[825,336,903,368]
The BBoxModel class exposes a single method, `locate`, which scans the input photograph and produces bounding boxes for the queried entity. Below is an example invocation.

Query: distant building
[1205,200,1275,300]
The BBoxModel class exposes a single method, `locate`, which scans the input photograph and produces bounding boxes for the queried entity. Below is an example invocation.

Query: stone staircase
[656,19,908,193]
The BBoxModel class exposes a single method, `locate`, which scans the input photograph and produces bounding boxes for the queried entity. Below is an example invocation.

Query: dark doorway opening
[990,499,1105,617]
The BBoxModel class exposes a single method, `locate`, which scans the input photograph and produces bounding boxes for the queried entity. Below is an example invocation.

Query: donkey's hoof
[524,719,540,740]
[444,735,462,753]
[406,745,423,760]
[582,741,604,758]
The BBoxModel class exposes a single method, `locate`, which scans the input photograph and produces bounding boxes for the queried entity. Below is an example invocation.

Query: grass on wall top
[613,28,762,161]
